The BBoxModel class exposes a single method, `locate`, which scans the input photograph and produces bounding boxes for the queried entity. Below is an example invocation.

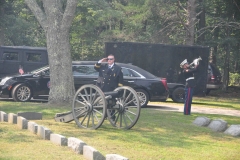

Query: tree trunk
[46,20,75,104]
[185,0,197,45]
[222,27,230,92]
[197,0,205,44]
[210,25,220,65]
[25,0,77,105]
[0,28,3,45]
[235,43,240,73]
[0,3,5,45]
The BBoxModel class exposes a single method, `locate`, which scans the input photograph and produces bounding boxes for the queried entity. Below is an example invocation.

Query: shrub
[229,72,240,86]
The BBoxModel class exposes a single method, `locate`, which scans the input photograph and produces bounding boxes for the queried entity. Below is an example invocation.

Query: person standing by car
[94,54,123,92]
[180,59,199,115]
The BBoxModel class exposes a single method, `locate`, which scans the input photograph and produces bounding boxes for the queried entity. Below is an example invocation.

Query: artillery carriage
[55,84,141,130]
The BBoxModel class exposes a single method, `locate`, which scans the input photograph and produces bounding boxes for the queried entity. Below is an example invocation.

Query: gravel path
[147,102,240,117]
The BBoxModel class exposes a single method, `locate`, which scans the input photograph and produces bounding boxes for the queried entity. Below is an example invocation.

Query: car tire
[171,87,185,103]
[206,89,211,95]
[134,89,149,108]
[11,83,32,102]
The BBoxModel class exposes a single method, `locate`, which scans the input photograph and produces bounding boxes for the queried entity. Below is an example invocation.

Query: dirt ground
[148,86,240,117]
[207,86,240,98]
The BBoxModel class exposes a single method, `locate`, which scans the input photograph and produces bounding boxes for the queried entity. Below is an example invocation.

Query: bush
[229,72,240,86]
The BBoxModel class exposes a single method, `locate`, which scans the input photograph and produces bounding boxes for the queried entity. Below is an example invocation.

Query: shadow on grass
[146,105,179,111]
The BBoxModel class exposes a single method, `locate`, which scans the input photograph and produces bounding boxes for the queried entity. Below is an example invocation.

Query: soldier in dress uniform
[94,54,123,92]
[180,59,199,115]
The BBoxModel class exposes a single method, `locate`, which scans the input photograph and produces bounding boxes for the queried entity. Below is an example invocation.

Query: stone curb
[83,145,105,160]
[106,154,129,160]
[68,137,86,154]
[0,111,129,160]
[8,113,17,124]
[17,116,28,129]
[28,121,38,134]
[50,134,68,146]
[0,111,8,122]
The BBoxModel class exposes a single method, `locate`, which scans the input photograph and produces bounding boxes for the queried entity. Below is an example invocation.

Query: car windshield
[72,65,98,76]
[30,65,49,74]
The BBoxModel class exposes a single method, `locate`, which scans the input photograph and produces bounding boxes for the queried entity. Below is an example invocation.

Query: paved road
[147,102,240,117]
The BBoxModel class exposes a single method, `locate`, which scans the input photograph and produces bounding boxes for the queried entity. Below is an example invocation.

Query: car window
[122,68,132,77]
[122,67,142,77]
[2,52,18,61]
[208,65,213,75]
[43,69,50,76]
[26,53,42,62]
[30,65,49,74]
[73,65,98,76]
[118,63,155,79]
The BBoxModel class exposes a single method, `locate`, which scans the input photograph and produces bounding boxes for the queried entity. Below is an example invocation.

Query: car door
[73,65,98,90]
[121,67,143,88]
[32,68,50,97]
[0,49,22,77]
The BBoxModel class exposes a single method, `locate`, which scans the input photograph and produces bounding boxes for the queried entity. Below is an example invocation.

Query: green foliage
[1,0,46,46]
[2,0,240,84]
[229,72,240,86]
[202,0,240,74]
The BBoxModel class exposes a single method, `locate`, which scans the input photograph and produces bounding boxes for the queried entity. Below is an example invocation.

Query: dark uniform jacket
[183,67,198,88]
[94,62,123,92]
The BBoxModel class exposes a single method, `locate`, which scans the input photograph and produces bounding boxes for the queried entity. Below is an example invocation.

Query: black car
[0,61,169,107]
[206,63,222,94]
[166,63,223,103]
[167,83,185,103]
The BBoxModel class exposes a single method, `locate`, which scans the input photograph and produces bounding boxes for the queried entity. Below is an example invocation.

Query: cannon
[55,84,141,130]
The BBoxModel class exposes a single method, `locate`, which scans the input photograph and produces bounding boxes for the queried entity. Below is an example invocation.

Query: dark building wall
[105,42,210,95]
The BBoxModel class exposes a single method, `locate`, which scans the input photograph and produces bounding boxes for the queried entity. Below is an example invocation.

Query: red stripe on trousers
[186,88,190,114]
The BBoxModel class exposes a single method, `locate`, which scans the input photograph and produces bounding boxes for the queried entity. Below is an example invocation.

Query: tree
[0,0,46,46]
[0,0,5,45]
[176,0,198,45]
[24,0,78,105]
[203,0,240,90]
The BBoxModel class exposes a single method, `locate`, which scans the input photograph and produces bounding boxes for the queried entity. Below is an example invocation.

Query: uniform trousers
[184,87,194,115]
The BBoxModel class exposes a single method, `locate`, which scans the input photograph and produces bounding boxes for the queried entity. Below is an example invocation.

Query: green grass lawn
[0,97,240,160]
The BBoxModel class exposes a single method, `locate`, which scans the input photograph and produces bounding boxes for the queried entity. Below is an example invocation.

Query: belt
[186,77,194,81]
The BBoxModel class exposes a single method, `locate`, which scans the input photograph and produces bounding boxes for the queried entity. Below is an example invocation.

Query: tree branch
[24,0,48,31]
[177,0,187,12]
[176,9,190,34]
[61,0,78,30]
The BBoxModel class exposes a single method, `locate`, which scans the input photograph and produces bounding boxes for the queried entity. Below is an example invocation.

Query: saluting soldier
[94,54,123,92]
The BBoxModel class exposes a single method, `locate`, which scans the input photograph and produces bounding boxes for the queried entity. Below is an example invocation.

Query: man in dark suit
[94,54,123,92]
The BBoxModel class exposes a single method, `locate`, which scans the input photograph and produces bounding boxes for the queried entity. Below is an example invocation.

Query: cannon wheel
[107,86,141,129]
[72,84,106,129]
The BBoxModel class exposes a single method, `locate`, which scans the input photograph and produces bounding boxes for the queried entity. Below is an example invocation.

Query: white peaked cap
[180,59,188,68]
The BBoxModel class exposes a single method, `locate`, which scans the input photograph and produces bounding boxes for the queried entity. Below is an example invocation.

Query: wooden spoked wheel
[72,84,106,129]
[107,86,141,129]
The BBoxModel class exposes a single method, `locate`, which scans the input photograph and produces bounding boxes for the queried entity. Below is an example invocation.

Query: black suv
[167,63,222,103]
[0,46,48,80]
[206,63,222,94]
